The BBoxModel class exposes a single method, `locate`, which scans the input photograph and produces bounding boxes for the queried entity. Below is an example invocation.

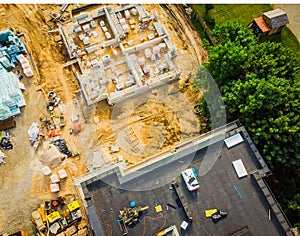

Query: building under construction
[59,4,181,105]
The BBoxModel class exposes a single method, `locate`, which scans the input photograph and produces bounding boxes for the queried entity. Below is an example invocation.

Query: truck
[181,168,200,192]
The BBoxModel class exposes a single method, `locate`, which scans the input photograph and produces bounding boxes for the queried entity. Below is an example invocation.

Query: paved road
[274,4,300,43]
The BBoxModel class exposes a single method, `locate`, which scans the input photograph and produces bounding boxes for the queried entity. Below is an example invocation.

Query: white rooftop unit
[224,133,244,149]
[232,159,248,178]
[86,45,98,54]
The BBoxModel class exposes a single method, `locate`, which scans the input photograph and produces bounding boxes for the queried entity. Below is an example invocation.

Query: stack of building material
[0,30,28,64]
[0,68,26,120]
[122,24,129,33]
[119,18,126,25]
[138,57,145,66]
[125,10,130,19]
[105,32,111,39]
[42,166,52,175]
[145,48,152,59]
[58,169,67,179]
[91,20,97,28]
[17,54,34,77]
[131,8,138,16]
[50,173,60,183]
[153,46,160,55]
[0,56,12,69]
[159,43,166,50]
[143,65,150,74]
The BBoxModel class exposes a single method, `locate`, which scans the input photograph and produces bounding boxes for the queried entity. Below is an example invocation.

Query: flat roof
[80,125,291,236]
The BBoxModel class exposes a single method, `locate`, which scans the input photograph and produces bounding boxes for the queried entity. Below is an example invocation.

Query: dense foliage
[194,20,300,225]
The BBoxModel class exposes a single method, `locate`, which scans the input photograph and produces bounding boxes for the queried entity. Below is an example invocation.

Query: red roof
[254,17,270,32]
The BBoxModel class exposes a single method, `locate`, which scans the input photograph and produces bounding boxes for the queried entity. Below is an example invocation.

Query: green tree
[212,20,257,47]
[222,74,300,168]
[243,42,300,82]
[205,41,247,86]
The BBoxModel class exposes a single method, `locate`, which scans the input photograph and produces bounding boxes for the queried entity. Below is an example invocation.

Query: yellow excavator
[119,205,149,226]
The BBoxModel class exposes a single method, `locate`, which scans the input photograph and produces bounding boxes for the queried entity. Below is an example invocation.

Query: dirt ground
[0,4,207,235]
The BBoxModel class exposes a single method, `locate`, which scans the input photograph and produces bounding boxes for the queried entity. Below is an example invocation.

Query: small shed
[249,8,289,37]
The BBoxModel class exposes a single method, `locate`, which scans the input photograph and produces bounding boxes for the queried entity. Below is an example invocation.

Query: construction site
[0,3,296,236]
[0,4,205,235]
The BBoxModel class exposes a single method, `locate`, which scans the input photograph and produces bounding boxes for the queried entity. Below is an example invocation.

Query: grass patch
[197,4,272,25]
[270,27,300,54]
[193,4,300,52]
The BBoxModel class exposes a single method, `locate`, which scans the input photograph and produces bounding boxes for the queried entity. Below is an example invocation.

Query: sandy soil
[0,4,207,235]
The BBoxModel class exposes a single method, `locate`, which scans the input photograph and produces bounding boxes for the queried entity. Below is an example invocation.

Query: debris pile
[51,138,72,157]
[32,195,88,235]
[27,91,74,156]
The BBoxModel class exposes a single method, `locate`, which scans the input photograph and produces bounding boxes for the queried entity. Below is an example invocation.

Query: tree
[222,74,300,169]
[243,42,300,82]
[208,27,300,169]
[205,4,214,14]
[205,41,247,86]
[211,21,257,47]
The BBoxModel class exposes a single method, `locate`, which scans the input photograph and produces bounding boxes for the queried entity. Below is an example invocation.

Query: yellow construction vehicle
[118,205,149,226]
